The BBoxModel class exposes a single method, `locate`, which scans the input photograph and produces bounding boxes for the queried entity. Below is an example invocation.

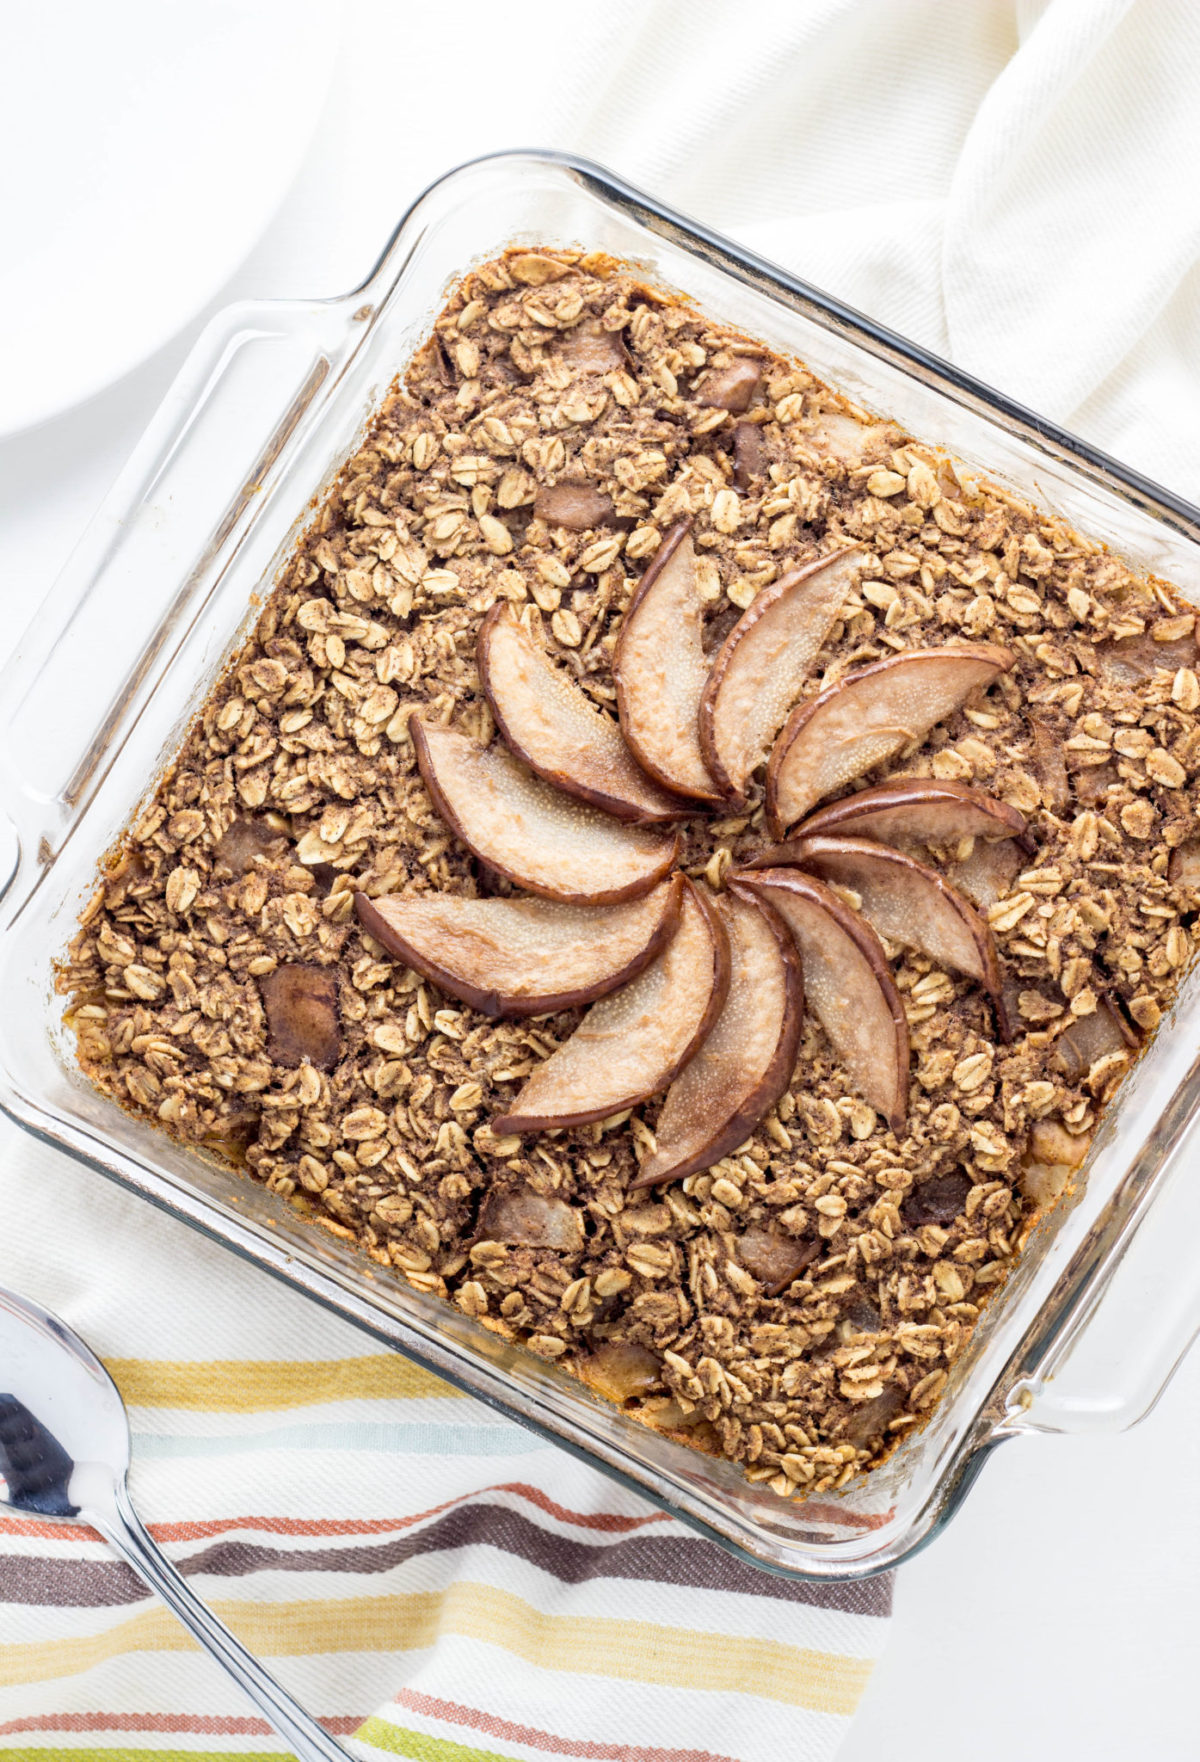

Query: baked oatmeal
[60,247,1200,1498]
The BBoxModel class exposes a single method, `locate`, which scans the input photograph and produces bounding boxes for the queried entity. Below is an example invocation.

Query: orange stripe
[0,1480,669,1545]
[0,1713,738,1762]
[0,1714,364,1738]
[392,1687,741,1762]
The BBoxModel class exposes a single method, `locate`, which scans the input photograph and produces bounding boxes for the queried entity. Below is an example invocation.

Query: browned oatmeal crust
[61,247,1200,1497]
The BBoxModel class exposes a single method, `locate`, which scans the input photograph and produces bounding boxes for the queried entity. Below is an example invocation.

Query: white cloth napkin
[0,1124,891,1760]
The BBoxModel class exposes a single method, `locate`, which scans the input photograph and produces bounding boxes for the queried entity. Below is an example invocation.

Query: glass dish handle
[0,294,357,915]
[1007,1113,1200,1434]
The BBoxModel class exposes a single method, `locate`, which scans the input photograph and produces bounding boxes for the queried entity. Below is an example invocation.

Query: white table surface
[2,14,1198,1757]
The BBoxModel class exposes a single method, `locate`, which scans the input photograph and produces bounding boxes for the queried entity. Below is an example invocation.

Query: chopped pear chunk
[1029,719,1069,813]
[214,816,289,876]
[355,878,682,1018]
[903,1171,971,1227]
[807,413,905,467]
[534,481,619,529]
[948,836,1024,910]
[478,1186,584,1251]
[632,890,803,1190]
[493,882,729,1132]
[478,603,684,823]
[1098,630,1198,687]
[615,522,722,801]
[1053,997,1136,1082]
[738,869,909,1132]
[732,422,768,488]
[697,358,762,412]
[576,1342,662,1403]
[1169,841,1200,889]
[259,964,340,1071]
[699,547,864,799]
[412,720,678,904]
[559,325,628,373]
[735,1228,820,1297]
[767,644,1014,835]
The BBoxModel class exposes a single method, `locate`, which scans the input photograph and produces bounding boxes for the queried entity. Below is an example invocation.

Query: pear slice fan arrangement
[356,519,1026,1192]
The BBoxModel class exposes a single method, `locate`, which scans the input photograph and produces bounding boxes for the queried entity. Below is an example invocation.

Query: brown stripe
[0,1500,892,1618]
[801,1499,898,1532]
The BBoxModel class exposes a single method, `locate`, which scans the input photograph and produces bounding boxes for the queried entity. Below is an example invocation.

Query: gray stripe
[0,1502,891,1617]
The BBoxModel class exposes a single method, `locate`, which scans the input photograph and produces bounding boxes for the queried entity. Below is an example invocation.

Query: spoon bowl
[0,1286,130,1518]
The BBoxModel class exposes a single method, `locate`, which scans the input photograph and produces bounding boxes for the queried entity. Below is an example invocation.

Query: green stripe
[0,1731,509,1762]
[357,1717,520,1762]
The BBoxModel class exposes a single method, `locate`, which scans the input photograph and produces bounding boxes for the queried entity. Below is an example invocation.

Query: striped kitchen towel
[0,1127,890,1762]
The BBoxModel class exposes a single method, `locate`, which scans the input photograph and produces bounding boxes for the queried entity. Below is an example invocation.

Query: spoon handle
[85,1478,353,1762]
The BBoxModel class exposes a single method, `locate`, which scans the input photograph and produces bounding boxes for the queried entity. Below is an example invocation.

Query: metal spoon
[0,1283,352,1762]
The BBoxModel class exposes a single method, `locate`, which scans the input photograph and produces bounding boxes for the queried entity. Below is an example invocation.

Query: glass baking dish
[4,149,1200,1582]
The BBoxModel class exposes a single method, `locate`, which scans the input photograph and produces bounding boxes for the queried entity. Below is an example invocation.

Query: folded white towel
[550,0,1200,496]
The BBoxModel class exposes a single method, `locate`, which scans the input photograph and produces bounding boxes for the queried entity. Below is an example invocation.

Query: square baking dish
[4,149,1200,1581]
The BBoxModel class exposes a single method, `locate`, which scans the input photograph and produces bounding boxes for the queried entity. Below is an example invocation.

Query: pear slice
[737,870,909,1132]
[766,644,1015,836]
[355,877,683,1019]
[493,881,729,1133]
[843,1383,907,1447]
[698,547,865,799]
[777,835,1008,1036]
[775,778,1029,850]
[478,603,685,824]
[631,890,804,1191]
[411,721,678,905]
[614,522,723,802]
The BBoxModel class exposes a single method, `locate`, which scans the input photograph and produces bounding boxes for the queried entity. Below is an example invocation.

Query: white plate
[0,0,339,438]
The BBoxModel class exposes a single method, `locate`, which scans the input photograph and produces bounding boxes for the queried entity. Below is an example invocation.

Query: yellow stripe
[0,1581,871,1716]
[103,1355,461,1410]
